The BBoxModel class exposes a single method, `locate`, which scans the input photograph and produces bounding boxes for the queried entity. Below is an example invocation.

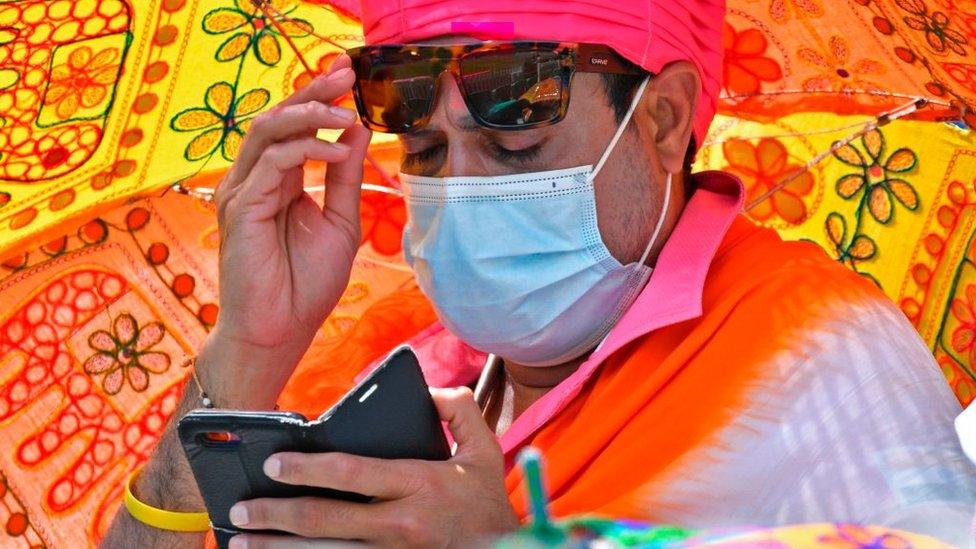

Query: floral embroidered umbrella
[698,0,976,404]
[0,0,974,547]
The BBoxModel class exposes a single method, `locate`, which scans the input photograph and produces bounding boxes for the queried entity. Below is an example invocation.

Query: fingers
[229,534,365,549]
[321,124,372,236]
[215,64,356,208]
[327,52,352,75]
[228,496,400,541]
[262,452,419,500]
[226,137,351,224]
[231,101,358,185]
[229,535,361,548]
[431,388,499,458]
[277,55,354,109]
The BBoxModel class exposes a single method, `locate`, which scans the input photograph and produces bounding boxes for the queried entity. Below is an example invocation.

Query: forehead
[409,35,515,46]
[394,36,591,52]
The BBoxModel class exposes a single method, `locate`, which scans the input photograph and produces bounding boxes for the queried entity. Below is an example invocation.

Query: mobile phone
[177,346,450,547]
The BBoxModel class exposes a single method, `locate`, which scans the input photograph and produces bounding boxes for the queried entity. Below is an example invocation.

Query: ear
[642,61,700,174]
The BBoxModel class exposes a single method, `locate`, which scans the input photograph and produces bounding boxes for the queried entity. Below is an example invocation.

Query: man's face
[396,43,670,266]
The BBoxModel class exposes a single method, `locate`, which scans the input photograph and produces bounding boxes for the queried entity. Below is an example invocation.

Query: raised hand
[202,54,372,408]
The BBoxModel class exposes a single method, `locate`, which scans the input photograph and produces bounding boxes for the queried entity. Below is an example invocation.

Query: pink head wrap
[359,0,726,147]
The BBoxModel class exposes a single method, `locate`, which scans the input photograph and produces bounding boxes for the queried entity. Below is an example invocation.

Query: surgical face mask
[400,76,672,366]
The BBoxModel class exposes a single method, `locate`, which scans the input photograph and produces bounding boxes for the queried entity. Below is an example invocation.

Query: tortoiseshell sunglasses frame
[345,42,646,134]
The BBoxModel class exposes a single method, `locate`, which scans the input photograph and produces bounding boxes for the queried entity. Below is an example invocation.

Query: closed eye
[401,140,544,173]
[487,141,543,165]
[402,144,446,173]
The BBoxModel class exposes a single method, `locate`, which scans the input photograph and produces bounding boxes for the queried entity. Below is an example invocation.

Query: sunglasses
[345,42,645,134]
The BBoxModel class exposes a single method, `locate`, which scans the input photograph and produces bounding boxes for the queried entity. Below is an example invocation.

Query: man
[105,1,976,547]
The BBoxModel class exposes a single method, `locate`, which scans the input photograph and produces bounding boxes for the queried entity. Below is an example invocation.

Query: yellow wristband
[124,468,211,532]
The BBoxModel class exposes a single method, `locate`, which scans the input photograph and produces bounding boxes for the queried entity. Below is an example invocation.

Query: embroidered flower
[825,212,877,267]
[797,35,886,93]
[43,45,121,120]
[897,0,968,56]
[723,137,814,225]
[768,0,825,24]
[83,313,171,395]
[832,129,920,224]
[951,284,976,366]
[723,23,783,96]
[360,190,407,255]
[202,0,311,66]
[170,82,269,161]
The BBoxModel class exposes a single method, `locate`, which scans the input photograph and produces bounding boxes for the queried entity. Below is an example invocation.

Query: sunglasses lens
[459,49,564,128]
[354,53,437,132]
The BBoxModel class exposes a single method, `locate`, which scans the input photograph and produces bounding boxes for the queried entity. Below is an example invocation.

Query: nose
[426,74,491,177]
[428,74,469,129]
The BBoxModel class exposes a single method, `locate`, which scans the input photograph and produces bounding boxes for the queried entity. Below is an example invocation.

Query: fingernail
[229,535,247,549]
[330,105,356,121]
[331,141,351,153]
[264,456,281,478]
[229,503,249,526]
[330,67,353,80]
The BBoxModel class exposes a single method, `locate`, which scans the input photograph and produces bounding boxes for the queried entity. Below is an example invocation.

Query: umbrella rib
[251,0,351,53]
[250,0,316,73]
[744,98,928,212]
[171,182,403,202]
[304,183,404,197]
[706,94,952,146]
[702,119,872,146]
[168,180,410,273]
[723,88,951,107]
[366,153,401,189]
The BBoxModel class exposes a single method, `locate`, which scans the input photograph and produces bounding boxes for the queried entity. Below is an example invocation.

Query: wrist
[125,467,210,531]
[194,326,305,409]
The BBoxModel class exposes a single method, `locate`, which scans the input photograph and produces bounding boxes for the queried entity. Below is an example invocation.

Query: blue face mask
[400,76,671,367]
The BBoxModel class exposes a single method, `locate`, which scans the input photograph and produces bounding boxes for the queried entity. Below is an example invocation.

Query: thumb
[431,387,498,458]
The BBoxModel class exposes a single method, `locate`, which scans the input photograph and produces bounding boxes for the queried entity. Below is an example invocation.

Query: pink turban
[359,0,726,146]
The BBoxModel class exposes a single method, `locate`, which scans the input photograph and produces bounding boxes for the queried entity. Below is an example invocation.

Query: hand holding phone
[178,346,450,548]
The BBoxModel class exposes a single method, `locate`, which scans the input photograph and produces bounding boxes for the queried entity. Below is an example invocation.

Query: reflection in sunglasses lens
[359,57,437,131]
[460,49,563,127]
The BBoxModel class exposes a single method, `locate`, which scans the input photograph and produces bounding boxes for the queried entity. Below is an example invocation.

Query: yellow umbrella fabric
[0,0,390,258]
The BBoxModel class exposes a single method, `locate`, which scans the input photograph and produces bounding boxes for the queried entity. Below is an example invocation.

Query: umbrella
[700,0,976,404]
[0,0,973,546]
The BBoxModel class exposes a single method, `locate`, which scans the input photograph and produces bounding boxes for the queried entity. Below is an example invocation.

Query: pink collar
[497,170,745,455]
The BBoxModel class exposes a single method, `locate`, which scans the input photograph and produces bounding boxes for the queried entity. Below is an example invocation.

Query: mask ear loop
[590,75,651,181]
[585,73,671,268]
[637,171,672,268]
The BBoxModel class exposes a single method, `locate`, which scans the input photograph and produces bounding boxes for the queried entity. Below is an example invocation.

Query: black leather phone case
[177,346,450,548]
